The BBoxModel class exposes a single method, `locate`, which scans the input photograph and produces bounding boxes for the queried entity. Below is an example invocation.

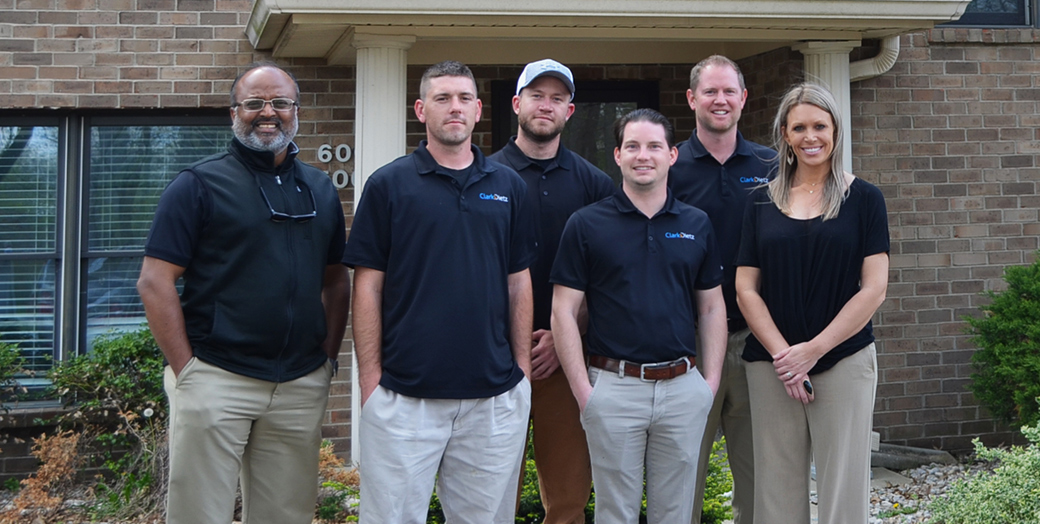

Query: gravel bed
[865,462,995,524]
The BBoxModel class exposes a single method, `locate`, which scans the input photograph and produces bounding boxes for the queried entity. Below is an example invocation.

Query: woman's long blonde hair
[769,83,849,221]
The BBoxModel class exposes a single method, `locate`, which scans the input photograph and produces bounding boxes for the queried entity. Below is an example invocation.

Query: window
[0,112,232,384]
[491,80,659,185]
[0,123,60,377]
[945,0,1029,26]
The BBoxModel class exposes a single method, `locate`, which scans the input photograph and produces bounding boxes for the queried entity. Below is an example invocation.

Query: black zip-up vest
[179,140,339,382]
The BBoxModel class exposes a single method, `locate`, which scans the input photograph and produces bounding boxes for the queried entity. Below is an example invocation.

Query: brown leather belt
[587,354,695,381]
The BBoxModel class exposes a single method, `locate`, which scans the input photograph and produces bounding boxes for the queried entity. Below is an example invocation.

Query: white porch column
[793,40,859,170]
[350,32,414,463]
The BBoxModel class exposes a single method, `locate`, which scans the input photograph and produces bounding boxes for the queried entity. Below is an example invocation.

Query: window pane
[84,124,230,347]
[0,126,58,253]
[88,126,233,252]
[945,0,1028,25]
[562,102,638,186]
[84,256,149,349]
[0,258,55,374]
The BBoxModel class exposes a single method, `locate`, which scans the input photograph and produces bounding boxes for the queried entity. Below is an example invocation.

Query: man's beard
[233,114,298,153]
[519,114,565,143]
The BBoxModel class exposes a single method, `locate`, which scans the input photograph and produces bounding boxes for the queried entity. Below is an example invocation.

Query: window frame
[0,110,231,383]
[942,0,1031,27]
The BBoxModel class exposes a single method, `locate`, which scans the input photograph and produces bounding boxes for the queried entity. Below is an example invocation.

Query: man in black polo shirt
[488,58,615,524]
[551,108,727,524]
[343,60,535,524]
[668,55,777,524]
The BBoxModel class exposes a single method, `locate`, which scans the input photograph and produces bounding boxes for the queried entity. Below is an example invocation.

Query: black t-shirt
[669,130,776,332]
[736,178,890,373]
[342,141,535,399]
[551,191,723,363]
[489,138,617,331]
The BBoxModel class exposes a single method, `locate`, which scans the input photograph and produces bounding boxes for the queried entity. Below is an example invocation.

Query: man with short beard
[345,60,534,524]
[488,58,615,524]
[668,55,776,524]
[137,62,350,524]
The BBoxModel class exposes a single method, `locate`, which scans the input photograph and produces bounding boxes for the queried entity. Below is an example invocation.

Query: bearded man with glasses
[137,61,350,524]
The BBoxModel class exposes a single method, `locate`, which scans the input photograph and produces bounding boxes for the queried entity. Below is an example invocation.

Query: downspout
[850,35,900,82]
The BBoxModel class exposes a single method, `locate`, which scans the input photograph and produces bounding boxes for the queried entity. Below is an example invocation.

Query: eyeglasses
[233,98,298,112]
[258,182,317,223]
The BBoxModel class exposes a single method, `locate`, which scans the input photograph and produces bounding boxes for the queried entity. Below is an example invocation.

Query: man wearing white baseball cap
[491,58,615,524]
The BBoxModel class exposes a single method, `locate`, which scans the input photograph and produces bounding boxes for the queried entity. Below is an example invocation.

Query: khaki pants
[359,378,531,524]
[746,344,877,524]
[527,368,593,524]
[164,357,332,524]
[692,329,754,524]
[581,366,713,524]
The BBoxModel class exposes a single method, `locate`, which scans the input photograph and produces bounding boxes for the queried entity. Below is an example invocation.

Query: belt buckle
[639,361,661,382]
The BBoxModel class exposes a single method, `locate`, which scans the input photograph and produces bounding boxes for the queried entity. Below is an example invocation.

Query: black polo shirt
[669,130,776,332]
[550,190,723,363]
[342,141,535,399]
[489,137,617,330]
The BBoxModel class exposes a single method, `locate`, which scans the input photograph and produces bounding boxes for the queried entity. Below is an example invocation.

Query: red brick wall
[851,30,1039,450]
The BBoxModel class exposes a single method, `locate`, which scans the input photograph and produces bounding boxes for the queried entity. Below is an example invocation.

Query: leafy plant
[46,327,168,520]
[927,423,1040,524]
[965,254,1040,428]
[0,341,28,405]
[701,438,734,524]
[0,430,82,522]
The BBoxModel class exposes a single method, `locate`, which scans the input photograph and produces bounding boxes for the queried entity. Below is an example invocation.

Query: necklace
[796,179,820,194]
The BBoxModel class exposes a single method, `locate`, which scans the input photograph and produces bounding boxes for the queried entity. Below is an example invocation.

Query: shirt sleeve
[735,188,765,268]
[341,175,391,271]
[695,221,725,290]
[859,181,890,257]
[548,213,589,292]
[143,170,208,268]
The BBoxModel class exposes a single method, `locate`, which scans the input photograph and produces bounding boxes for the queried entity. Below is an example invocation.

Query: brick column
[793,41,860,169]
[349,32,415,462]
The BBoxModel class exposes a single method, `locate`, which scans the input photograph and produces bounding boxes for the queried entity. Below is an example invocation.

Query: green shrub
[927,424,1040,524]
[965,254,1040,428]
[47,327,168,520]
[0,341,28,404]
[48,327,166,425]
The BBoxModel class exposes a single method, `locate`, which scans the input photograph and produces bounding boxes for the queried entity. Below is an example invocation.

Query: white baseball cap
[516,59,575,99]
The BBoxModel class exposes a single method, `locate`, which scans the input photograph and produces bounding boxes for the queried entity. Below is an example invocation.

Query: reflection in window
[0,126,58,374]
[85,125,231,348]
[945,0,1028,26]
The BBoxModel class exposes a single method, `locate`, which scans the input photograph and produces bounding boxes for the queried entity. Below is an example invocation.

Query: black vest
[179,139,339,382]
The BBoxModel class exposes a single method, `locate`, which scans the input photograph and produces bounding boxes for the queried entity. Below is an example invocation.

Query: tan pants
[692,329,754,524]
[528,368,592,524]
[582,366,713,524]
[164,357,332,524]
[746,343,877,524]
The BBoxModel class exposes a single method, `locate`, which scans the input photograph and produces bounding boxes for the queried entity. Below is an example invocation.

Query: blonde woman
[734,83,889,524]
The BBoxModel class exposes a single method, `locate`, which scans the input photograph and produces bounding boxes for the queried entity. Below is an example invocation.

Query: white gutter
[850,35,901,82]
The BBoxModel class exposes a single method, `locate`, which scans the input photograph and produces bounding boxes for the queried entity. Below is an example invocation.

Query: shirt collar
[230,138,300,174]
[414,140,495,179]
[500,136,574,173]
[611,187,681,217]
[685,129,754,162]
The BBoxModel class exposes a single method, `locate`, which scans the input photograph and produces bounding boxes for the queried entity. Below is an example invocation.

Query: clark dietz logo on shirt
[739,176,770,184]
[665,232,697,241]
[479,193,510,203]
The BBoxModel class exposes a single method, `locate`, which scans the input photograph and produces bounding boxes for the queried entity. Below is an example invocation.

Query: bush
[965,253,1040,428]
[46,327,168,520]
[927,423,1040,524]
[0,341,28,405]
